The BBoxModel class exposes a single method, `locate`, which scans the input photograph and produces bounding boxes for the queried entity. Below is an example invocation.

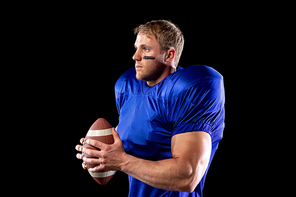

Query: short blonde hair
[134,20,184,67]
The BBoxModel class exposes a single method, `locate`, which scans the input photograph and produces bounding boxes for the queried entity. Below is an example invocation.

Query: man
[76,20,225,197]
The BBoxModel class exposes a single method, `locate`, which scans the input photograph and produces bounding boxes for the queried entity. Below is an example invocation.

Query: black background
[57,15,242,196]
[12,4,261,196]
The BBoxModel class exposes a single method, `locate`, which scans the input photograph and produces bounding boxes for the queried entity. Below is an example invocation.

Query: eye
[143,47,149,52]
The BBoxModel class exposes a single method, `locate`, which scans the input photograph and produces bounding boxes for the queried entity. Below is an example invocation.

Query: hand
[75,128,126,172]
[75,138,87,169]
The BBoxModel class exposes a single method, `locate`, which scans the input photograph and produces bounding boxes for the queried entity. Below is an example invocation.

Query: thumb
[112,127,121,142]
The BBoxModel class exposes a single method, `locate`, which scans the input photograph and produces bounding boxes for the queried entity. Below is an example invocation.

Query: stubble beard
[136,62,167,84]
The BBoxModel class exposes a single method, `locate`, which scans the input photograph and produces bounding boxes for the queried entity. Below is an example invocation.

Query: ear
[165,48,176,63]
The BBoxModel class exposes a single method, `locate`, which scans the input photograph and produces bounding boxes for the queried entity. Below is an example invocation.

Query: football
[83,118,116,185]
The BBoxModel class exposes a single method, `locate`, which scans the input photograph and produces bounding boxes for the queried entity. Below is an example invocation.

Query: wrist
[119,153,133,173]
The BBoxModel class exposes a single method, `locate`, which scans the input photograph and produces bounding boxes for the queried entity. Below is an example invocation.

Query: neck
[170,66,176,74]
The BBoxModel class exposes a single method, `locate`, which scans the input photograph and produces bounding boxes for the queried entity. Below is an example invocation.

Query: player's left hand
[75,128,126,172]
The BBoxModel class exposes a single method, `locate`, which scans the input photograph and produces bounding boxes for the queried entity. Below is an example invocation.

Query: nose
[132,49,142,61]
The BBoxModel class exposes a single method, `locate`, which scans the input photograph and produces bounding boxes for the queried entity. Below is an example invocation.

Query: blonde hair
[134,20,184,67]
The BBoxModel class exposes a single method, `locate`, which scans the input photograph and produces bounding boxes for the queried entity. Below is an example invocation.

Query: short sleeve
[169,77,225,137]
[114,67,140,115]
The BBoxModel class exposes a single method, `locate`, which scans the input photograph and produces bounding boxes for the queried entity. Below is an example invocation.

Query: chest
[117,94,173,160]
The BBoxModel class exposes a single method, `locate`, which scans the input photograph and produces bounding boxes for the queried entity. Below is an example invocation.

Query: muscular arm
[78,129,211,193]
[121,131,211,192]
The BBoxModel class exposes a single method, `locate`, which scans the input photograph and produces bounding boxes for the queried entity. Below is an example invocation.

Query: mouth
[135,65,143,70]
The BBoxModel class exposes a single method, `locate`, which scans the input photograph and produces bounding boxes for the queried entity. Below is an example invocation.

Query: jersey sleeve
[169,77,225,137]
[114,67,138,115]
[115,78,125,114]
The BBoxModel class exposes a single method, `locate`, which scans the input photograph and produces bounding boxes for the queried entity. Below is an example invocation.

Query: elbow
[184,187,196,193]
[176,163,208,193]
[171,155,210,193]
[179,186,195,193]
[185,179,199,193]
[176,169,201,193]
[178,177,198,193]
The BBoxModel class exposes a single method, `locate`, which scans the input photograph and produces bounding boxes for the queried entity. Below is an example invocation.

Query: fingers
[76,137,99,171]
[76,145,83,152]
[82,162,87,170]
[76,145,102,158]
[76,138,102,160]
[88,164,104,172]
[75,138,85,153]
[83,156,101,165]
[79,157,102,171]
[75,145,84,161]
[85,139,106,150]
[83,147,101,158]
[76,153,83,160]
[75,138,109,172]
[78,156,104,171]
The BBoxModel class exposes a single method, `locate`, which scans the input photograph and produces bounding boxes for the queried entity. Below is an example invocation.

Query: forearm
[78,129,209,193]
[121,154,195,192]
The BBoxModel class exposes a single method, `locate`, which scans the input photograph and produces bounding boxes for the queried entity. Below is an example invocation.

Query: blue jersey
[115,65,225,197]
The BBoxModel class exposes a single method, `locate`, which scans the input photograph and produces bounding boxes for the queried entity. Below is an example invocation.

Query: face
[133,33,168,86]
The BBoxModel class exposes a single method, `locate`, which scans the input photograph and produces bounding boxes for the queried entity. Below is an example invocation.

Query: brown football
[83,118,115,185]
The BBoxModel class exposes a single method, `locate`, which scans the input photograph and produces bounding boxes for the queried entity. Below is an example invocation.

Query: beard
[135,61,167,83]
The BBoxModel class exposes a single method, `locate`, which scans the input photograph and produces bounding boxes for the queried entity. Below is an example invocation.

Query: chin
[136,73,146,81]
